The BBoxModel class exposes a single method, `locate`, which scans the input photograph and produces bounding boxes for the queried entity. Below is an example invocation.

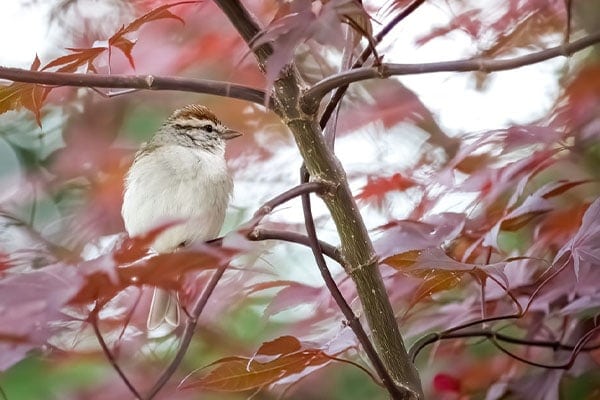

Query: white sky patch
[0,2,54,68]
[378,1,564,134]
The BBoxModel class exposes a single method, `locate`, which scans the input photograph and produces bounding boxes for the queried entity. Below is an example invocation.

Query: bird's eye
[202,124,213,133]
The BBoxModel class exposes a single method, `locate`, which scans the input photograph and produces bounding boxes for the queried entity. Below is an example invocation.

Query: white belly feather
[122,145,232,253]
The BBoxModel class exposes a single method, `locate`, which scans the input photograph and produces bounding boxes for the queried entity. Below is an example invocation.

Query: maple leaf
[356,173,417,207]
[0,56,49,126]
[374,212,465,259]
[43,48,104,73]
[108,1,194,68]
[253,0,364,87]
[0,263,83,370]
[553,196,600,279]
[180,335,353,392]
[69,224,238,305]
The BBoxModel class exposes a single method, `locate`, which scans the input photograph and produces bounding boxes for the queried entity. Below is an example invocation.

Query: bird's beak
[220,129,243,140]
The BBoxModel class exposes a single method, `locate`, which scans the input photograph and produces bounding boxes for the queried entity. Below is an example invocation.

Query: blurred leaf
[70,240,237,305]
[0,356,107,400]
[0,263,83,370]
[433,373,461,394]
[0,57,49,126]
[357,173,416,207]
[108,1,193,68]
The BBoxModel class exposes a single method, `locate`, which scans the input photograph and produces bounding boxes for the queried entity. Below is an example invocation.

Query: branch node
[376,62,387,78]
[257,204,273,218]
[247,228,260,240]
[145,74,155,88]
[314,177,340,200]
[346,254,379,275]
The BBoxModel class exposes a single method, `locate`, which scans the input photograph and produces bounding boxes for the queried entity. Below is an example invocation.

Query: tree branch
[214,1,423,397]
[320,0,426,128]
[299,167,403,399]
[303,30,600,113]
[212,0,272,69]
[146,262,229,399]
[91,310,142,399]
[248,228,343,265]
[0,67,271,107]
[249,182,325,224]
[410,328,600,363]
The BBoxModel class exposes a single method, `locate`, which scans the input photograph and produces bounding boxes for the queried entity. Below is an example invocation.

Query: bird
[121,104,241,332]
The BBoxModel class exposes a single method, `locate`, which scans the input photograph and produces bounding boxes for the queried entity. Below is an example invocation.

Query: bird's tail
[147,288,180,335]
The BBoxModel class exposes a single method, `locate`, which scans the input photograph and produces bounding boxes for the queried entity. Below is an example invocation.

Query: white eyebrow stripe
[171,117,217,128]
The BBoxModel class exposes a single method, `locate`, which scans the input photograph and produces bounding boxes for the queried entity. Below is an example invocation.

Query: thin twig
[146,262,229,399]
[410,328,600,363]
[319,0,426,128]
[248,228,343,265]
[91,309,142,399]
[0,67,271,108]
[298,167,404,399]
[490,325,600,369]
[250,182,325,224]
[304,30,600,113]
[565,0,572,45]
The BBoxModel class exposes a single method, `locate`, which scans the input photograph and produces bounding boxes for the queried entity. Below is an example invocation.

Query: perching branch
[0,67,271,107]
[303,30,600,114]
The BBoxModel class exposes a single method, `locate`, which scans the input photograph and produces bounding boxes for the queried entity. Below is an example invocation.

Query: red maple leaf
[356,173,417,206]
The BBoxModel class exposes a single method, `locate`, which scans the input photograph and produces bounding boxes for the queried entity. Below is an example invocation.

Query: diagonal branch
[0,67,271,107]
[212,0,272,69]
[320,0,426,128]
[299,167,403,399]
[303,30,600,113]
[91,309,142,399]
[146,262,229,399]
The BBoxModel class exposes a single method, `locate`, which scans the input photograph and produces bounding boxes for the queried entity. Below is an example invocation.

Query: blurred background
[1,0,599,399]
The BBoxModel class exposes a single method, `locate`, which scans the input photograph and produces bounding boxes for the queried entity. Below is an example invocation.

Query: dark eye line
[173,123,192,131]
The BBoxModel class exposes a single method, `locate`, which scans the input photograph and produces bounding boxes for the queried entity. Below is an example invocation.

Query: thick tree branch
[216,1,423,398]
[212,1,272,69]
[304,30,600,113]
[299,168,403,399]
[0,67,271,107]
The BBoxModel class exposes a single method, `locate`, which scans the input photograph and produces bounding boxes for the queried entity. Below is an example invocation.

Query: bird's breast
[121,146,233,252]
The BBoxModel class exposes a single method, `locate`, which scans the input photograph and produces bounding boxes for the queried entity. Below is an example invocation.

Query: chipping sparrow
[121,104,241,331]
